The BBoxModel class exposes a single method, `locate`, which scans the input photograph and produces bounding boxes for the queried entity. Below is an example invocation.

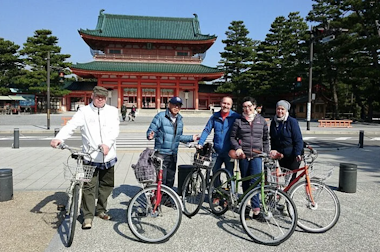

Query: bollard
[339,163,357,193]
[13,128,19,149]
[358,130,364,148]
[177,165,194,196]
[54,128,60,137]
[0,168,13,202]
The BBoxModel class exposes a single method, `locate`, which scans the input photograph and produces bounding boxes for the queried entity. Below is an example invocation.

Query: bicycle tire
[240,186,298,246]
[67,183,79,247]
[182,169,206,217]
[208,169,231,216]
[289,179,340,233]
[127,184,182,243]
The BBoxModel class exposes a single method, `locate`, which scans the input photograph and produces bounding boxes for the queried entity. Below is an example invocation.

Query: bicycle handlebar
[58,142,103,158]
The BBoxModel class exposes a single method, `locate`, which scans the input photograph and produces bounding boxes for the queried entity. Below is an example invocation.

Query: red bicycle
[127,149,183,243]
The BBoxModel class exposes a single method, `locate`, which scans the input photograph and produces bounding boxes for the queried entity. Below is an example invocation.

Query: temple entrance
[160,89,174,109]
[142,88,156,108]
[123,88,137,108]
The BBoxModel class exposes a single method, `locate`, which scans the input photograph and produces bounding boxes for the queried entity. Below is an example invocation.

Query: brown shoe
[82,219,92,229]
[97,212,112,220]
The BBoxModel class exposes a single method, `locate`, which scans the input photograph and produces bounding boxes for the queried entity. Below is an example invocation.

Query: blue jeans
[213,154,234,175]
[160,154,177,188]
[239,158,262,209]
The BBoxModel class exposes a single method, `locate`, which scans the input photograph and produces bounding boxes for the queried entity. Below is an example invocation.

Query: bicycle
[266,143,340,233]
[58,143,99,247]
[208,150,298,246]
[181,142,217,217]
[127,148,183,243]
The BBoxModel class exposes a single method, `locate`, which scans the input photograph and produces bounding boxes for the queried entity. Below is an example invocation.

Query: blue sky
[0,0,314,68]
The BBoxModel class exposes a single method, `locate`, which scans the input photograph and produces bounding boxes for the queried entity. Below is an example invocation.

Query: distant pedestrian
[121,103,127,121]
[129,105,136,121]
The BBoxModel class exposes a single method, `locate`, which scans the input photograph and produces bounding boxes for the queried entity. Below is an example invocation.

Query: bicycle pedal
[57,204,66,211]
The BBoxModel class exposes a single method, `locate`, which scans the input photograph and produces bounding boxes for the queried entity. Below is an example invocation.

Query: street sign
[320,35,335,43]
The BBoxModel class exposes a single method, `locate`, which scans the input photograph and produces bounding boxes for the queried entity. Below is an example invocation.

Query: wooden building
[70,10,224,110]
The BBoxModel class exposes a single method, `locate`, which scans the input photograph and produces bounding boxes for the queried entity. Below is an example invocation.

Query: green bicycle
[208,150,298,246]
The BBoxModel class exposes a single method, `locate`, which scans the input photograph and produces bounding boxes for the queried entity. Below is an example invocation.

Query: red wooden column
[117,77,122,108]
[137,76,142,109]
[156,77,161,109]
[175,77,180,96]
[195,79,199,110]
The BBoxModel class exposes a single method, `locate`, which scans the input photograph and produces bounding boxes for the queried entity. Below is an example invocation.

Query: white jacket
[56,103,120,163]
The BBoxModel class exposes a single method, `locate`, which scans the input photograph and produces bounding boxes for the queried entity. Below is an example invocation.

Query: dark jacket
[198,110,240,155]
[270,116,303,158]
[146,109,193,155]
[230,114,270,158]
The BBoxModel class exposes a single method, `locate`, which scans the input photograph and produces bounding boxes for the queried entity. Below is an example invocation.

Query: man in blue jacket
[147,96,198,188]
[198,96,239,175]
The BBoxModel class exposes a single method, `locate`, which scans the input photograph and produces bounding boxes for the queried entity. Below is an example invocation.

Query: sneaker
[251,213,266,222]
[82,218,92,229]
[97,212,112,220]
[244,206,252,219]
[277,204,288,216]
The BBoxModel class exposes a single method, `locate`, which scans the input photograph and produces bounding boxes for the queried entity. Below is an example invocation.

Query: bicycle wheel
[182,169,206,217]
[67,183,80,247]
[208,169,231,216]
[289,179,340,233]
[240,187,298,246]
[127,184,182,243]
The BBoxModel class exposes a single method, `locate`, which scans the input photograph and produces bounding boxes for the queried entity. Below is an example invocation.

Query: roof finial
[193,13,198,19]
[99,9,105,15]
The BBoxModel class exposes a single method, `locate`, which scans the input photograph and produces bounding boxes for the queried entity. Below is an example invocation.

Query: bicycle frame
[142,155,184,213]
[226,158,268,211]
[271,146,318,206]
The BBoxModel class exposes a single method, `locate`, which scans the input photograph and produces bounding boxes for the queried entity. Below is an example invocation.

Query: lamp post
[307,29,313,131]
[47,51,51,130]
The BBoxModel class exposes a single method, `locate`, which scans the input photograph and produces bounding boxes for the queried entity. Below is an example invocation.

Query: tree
[217,21,256,108]
[18,29,72,96]
[307,0,380,120]
[250,12,309,107]
[0,38,22,95]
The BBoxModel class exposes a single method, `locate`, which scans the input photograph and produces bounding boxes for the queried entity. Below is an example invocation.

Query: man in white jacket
[51,86,119,229]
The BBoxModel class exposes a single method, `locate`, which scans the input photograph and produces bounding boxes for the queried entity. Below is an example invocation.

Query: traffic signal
[296,77,302,87]
[313,27,325,37]
[59,70,64,83]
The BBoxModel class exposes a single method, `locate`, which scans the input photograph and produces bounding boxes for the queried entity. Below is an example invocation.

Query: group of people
[50,85,303,229]
[198,96,303,220]
[121,104,136,122]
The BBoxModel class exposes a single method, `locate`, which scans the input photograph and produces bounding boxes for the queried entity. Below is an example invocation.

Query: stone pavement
[0,112,380,251]
[0,146,379,251]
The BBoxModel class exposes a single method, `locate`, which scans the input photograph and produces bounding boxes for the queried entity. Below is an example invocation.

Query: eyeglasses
[94,95,106,100]
[243,104,253,109]
[170,103,182,108]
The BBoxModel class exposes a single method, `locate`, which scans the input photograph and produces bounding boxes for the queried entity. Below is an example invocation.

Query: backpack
[131,148,156,183]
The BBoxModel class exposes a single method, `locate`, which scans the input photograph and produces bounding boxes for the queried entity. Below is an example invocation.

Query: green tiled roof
[71,61,222,74]
[79,10,216,41]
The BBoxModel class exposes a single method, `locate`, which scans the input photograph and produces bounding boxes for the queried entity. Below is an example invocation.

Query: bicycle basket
[266,167,293,187]
[133,165,156,183]
[310,162,335,181]
[192,152,217,169]
[63,164,96,182]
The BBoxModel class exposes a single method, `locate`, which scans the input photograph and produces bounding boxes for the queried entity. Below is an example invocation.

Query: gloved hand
[236,149,244,157]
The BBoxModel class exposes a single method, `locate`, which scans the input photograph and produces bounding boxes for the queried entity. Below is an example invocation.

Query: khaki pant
[81,166,115,220]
